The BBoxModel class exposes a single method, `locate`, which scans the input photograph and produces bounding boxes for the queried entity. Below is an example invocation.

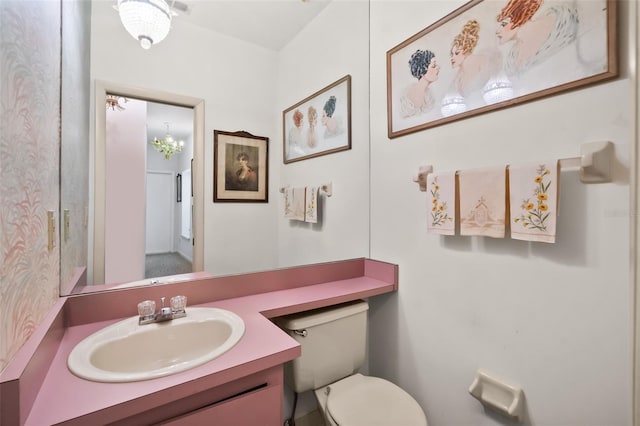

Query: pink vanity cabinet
[0,258,398,426]
[130,366,284,426]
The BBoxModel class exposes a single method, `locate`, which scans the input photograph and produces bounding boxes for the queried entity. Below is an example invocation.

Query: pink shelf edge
[0,257,398,426]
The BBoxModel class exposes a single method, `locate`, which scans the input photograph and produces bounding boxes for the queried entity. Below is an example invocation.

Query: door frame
[93,80,204,285]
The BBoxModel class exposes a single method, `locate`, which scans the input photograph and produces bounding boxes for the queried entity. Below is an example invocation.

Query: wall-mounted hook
[412,166,433,192]
[321,183,333,197]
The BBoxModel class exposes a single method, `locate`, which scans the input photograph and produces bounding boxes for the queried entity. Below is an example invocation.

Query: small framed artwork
[386,0,617,139]
[176,173,182,203]
[283,75,351,164]
[213,130,269,203]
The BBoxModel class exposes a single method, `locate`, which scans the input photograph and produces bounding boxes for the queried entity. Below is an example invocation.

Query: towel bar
[279,183,333,197]
[413,141,613,191]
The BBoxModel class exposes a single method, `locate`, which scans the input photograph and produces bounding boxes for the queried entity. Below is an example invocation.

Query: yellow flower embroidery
[514,164,553,232]
[429,176,452,227]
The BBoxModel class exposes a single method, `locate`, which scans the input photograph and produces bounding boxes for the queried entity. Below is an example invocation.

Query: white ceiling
[146,102,194,142]
[174,0,332,52]
[101,0,331,52]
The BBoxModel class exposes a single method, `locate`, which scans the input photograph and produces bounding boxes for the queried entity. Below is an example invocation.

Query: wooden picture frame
[213,130,269,203]
[386,0,617,139]
[283,75,352,164]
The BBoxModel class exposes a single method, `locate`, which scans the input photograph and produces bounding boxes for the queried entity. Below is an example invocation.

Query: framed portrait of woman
[283,75,352,164]
[213,130,269,202]
[386,0,617,139]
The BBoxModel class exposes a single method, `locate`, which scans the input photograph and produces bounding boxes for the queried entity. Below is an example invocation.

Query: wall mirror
[60,0,371,296]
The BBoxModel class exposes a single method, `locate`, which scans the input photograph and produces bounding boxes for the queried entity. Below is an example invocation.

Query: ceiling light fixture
[106,94,129,111]
[150,122,184,160]
[117,0,172,50]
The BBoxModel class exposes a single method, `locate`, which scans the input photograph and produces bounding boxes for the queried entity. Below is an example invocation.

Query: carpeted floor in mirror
[145,252,192,278]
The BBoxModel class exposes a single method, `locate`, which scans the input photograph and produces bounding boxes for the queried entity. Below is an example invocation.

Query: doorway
[93,81,204,285]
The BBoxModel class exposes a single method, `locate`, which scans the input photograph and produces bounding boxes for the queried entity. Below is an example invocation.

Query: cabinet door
[160,384,281,426]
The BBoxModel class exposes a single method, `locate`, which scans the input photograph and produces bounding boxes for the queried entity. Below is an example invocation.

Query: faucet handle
[137,300,156,318]
[170,295,187,313]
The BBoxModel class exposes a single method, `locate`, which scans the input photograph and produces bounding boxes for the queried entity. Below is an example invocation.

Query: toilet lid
[326,374,427,426]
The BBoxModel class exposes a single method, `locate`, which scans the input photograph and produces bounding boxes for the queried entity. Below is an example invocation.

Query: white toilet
[276,300,427,426]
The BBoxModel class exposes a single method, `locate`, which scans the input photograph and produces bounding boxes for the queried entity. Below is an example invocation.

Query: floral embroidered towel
[305,186,318,223]
[426,171,455,235]
[284,187,306,221]
[509,161,559,243]
[284,187,294,219]
[458,167,506,238]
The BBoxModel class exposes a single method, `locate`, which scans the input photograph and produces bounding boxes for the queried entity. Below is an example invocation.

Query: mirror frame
[93,80,205,285]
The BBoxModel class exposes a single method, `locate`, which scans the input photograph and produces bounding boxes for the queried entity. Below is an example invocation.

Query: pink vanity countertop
[2,258,398,425]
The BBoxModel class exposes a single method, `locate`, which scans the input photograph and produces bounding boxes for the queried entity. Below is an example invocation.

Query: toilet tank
[275,300,369,393]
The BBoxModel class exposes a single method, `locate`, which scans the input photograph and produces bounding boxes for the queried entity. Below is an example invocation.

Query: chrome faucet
[137,295,187,325]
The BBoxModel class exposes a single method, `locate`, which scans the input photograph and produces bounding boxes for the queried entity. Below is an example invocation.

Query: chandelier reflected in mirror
[150,122,184,160]
[117,0,172,50]
[106,95,129,111]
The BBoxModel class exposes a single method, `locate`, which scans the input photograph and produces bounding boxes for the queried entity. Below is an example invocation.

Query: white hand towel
[305,186,318,223]
[285,187,306,221]
[284,187,295,219]
[426,171,455,235]
[458,167,506,238]
[509,161,559,243]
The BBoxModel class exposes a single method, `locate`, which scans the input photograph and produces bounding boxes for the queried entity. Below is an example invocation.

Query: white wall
[369,2,633,425]
[276,0,371,268]
[91,5,280,277]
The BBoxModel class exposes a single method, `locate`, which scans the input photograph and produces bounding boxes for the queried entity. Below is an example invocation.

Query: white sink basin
[68,307,245,382]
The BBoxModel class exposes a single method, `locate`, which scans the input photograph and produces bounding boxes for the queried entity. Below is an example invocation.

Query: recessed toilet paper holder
[468,369,524,422]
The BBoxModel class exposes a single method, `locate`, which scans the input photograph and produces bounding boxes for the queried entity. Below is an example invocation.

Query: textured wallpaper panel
[60,0,91,294]
[0,1,61,372]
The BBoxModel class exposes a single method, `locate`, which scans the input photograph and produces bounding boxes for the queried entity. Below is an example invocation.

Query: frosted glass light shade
[483,76,514,105]
[118,0,172,49]
[440,94,467,117]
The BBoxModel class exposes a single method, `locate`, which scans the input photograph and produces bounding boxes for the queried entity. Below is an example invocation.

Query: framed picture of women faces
[386,0,617,139]
[283,75,352,164]
[213,130,269,203]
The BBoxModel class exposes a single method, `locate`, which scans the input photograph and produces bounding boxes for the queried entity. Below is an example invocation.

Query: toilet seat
[325,374,427,426]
